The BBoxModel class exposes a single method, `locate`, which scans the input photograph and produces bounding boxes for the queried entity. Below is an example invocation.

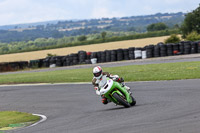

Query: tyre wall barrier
[34,40,200,68]
[0,61,28,72]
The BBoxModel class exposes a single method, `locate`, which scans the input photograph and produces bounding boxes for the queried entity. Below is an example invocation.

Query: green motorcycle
[99,75,136,108]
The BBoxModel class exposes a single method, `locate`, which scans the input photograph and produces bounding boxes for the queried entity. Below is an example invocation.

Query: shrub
[46,53,57,57]
[186,31,200,41]
[164,34,181,43]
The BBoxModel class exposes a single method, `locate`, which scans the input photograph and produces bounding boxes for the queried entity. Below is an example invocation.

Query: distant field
[0,36,170,63]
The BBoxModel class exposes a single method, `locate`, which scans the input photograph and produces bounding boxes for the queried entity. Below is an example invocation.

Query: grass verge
[0,61,200,84]
[0,111,40,130]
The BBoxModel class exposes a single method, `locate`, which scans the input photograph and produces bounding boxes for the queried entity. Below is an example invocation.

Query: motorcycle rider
[92,66,131,104]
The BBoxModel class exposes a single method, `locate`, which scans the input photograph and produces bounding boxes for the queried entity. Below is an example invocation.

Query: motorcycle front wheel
[130,95,136,106]
[112,92,130,108]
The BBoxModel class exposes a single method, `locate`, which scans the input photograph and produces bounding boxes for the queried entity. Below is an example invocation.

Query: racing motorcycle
[99,75,136,108]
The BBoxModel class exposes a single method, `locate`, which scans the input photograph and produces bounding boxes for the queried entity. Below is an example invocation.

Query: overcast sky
[0,0,199,26]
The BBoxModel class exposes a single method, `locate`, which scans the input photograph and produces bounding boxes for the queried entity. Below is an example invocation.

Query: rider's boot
[125,86,132,95]
[121,82,132,95]
[101,95,111,104]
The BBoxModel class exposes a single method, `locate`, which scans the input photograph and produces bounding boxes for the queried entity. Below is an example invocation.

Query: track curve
[1,79,200,133]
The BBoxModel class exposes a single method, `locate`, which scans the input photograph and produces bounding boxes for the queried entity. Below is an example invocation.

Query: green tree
[174,24,180,29]
[78,35,87,41]
[1,46,9,53]
[101,31,107,40]
[147,23,168,32]
[181,4,200,37]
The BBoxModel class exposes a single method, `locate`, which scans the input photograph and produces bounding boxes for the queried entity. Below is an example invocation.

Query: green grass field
[0,61,200,84]
[0,111,40,130]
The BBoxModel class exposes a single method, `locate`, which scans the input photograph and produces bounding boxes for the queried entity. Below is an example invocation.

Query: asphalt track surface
[1,79,200,133]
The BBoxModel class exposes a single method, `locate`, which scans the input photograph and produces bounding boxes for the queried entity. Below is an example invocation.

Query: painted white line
[7,113,47,132]
[0,82,91,87]
[27,114,47,128]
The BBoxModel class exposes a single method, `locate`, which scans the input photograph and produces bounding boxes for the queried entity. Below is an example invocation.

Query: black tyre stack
[159,44,167,57]
[78,51,87,64]
[146,45,154,58]
[91,52,97,59]
[100,51,106,63]
[105,50,111,62]
[191,42,198,54]
[183,41,191,55]
[117,49,124,61]
[96,52,101,63]
[179,42,184,54]
[85,52,92,64]
[62,55,68,66]
[111,50,117,62]
[66,55,73,66]
[172,43,180,55]
[44,57,51,67]
[29,60,39,68]
[85,59,91,64]
[154,44,160,57]
[62,56,67,66]
[9,62,19,71]
[19,61,29,69]
[55,56,63,67]
[86,52,91,60]
[123,49,129,60]
[166,43,173,56]
[71,54,79,65]
[197,41,200,53]
[50,57,56,66]
[38,59,44,68]
[128,47,135,60]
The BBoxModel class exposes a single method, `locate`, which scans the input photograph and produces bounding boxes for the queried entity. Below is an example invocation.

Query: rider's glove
[110,75,119,81]
[94,87,100,95]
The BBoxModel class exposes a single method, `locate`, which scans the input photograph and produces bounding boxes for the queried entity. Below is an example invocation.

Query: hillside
[0,12,184,43]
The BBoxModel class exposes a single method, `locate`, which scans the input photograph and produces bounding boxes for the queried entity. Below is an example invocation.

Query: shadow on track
[97,105,138,112]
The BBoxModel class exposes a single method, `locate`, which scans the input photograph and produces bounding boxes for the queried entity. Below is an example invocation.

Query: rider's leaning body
[92,66,130,104]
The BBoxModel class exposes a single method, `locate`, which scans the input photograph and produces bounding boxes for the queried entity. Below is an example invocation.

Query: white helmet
[93,66,103,79]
